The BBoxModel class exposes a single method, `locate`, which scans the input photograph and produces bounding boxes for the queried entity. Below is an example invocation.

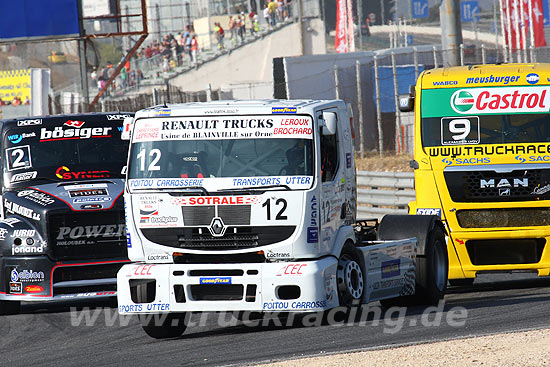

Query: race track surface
[2,273,550,367]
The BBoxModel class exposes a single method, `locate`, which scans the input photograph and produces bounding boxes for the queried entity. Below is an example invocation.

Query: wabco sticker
[416,208,442,217]
[450,87,550,114]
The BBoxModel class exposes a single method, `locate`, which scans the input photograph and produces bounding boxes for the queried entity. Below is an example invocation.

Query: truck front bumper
[117,257,339,314]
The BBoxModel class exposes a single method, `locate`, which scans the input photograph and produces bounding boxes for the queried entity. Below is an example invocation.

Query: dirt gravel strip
[255,328,550,367]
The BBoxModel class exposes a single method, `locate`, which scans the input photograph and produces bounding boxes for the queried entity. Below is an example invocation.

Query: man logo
[209,217,226,237]
[451,90,475,113]
[499,188,511,196]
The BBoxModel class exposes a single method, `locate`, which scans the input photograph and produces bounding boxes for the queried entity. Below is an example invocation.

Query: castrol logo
[450,87,550,114]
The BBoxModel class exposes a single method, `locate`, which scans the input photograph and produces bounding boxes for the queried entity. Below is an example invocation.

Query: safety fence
[356,170,414,219]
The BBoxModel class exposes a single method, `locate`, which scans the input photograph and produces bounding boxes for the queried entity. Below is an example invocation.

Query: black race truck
[0,113,132,314]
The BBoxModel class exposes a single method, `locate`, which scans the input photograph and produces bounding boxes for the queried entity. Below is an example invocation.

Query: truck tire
[139,313,187,339]
[414,225,448,305]
[449,278,475,287]
[337,243,364,307]
[0,300,20,315]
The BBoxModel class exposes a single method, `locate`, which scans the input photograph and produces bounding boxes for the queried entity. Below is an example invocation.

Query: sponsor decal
[64,120,85,128]
[73,197,111,204]
[532,184,550,195]
[64,183,108,190]
[272,107,297,114]
[59,291,116,299]
[17,119,41,126]
[126,231,132,248]
[24,285,44,293]
[139,215,177,225]
[466,75,520,85]
[68,188,108,197]
[170,196,260,206]
[55,224,125,246]
[129,178,203,189]
[346,152,352,168]
[276,263,307,276]
[147,254,170,261]
[56,166,110,180]
[4,200,40,220]
[450,87,550,114]
[432,81,458,86]
[8,132,35,144]
[381,259,401,278]
[307,195,318,244]
[17,189,55,206]
[266,252,291,258]
[10,269,44,282]
[133,265,154,276]
[262,300,327,310]
[199,277,232,284]
[416,208,442,216]
[154,109,171,116]
[11,171,37,183]
[118,303,170,313]
[80,204,103,209]
[427,144,550,157]
[11,229,35,237]
[526,73,540,85]
[441,116,480,145]
[9,282,22,294]
[40,126,112,142]
[0,218,21,227]
[0,228,7,240]
[12,243,46,255]
[107,114,131,120]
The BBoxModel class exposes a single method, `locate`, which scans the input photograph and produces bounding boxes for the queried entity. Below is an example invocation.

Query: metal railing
[356,171,415,219]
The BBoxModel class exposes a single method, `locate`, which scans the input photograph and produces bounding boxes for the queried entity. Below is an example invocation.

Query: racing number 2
[262,198,288,220]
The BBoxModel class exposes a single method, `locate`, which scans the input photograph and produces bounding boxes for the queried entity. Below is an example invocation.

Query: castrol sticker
[132,115,313,142]
[450,87,550,114]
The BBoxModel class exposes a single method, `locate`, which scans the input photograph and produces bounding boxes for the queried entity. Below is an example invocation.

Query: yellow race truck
[401,63,550,285]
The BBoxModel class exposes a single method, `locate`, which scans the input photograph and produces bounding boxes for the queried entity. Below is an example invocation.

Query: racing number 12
[262,198,288,220]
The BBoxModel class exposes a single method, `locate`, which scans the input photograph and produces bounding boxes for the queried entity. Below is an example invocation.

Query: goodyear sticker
[199,277,232,284]
[272,107,297,114]
[154,109,171,116]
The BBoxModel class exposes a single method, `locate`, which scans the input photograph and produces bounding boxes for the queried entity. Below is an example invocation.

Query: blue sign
[406,34,414,45]
[412,0,429,18]
[461,1,480,22]
[543,0,550,26]
[372,65,425,113]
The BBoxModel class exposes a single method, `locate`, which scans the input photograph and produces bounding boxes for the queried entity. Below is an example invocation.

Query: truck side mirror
[399,96,414,112]
[121,116,134,140]
[321,112,337,135]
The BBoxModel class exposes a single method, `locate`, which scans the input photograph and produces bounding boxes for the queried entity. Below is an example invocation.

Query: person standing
[229,16,237,46]
[263,4,270,29]
[190,35,198,66]
[268,0,277,26]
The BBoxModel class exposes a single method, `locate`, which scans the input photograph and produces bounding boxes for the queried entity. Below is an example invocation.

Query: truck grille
[456,208,550,228]
[444,168,550,202]
[466,239,545,265]
[141,226,295,250]
[182,205,251,226]
[48,211,127,261]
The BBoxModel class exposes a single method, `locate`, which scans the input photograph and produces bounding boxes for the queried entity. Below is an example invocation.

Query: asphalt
[2,273,550,367]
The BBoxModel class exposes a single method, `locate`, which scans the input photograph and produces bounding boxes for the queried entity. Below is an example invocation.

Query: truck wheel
[449,278,475,287]
[337,243,364,307]
[414,226,448,305]
[0,301,20,315]
[139,313,187,339]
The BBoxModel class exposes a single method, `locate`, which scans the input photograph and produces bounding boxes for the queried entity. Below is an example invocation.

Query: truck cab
[0,113,132,314]
[118,100,447,338]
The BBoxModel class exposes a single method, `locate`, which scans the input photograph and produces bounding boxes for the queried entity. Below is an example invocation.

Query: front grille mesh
[456,208,550,228]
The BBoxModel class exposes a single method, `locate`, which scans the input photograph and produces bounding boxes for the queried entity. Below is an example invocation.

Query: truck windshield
[3,115,128,188]
[127,115,314,191]
[421,113,550,147]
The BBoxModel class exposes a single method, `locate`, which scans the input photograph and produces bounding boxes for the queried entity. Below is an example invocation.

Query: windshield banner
[128,175,313,191]
[132,116,313,142]
[422,87,550,117]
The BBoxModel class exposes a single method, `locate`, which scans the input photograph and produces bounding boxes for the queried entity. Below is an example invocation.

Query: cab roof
[419,63,550,89]
[134,99,345,119]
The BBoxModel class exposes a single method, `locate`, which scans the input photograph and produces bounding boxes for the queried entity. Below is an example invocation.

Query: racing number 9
[137,148,161,171]
[449,119,471,141]
[262,198,288,220]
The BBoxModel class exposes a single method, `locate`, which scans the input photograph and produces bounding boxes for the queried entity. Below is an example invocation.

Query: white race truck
[117,100,448,338]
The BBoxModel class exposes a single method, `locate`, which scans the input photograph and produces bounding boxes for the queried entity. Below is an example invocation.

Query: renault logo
[209,217,226,237]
